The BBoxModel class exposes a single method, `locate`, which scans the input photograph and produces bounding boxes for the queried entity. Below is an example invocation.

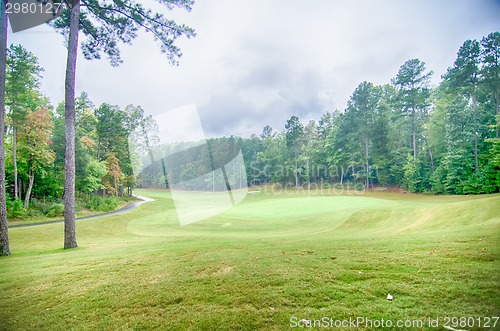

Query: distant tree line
[231,32,499,194]
[137,32,499,195]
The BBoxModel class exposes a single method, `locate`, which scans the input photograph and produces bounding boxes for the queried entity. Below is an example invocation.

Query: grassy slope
[0,189,499,330]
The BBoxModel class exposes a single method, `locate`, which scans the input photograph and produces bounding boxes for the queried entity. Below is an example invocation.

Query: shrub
[7,198,27,219]
[47,204,65,217]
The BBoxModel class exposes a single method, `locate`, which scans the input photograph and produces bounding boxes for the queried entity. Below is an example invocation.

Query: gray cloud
[198,62,327,136]
[8,0,500,139]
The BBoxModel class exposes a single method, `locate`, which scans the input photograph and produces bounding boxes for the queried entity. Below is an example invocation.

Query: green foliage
[51,0,196,67]
[46,204,65,217]
[402,155,420,193]
[81,159,107,193]
[6,198,26,219]
[84,196,121,212]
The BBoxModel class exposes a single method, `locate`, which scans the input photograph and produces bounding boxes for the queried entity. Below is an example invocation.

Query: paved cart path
[8,195,155,228]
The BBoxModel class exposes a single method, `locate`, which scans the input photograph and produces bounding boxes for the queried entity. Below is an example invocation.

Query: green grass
[0,189,499,330]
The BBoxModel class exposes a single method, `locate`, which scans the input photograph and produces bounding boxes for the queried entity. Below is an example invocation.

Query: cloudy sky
[8,0,500,139]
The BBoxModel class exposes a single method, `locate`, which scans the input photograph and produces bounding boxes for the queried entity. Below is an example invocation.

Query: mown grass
[0,189,499,330]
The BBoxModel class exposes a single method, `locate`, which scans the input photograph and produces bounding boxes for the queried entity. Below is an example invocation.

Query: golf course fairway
[0,189,499,330]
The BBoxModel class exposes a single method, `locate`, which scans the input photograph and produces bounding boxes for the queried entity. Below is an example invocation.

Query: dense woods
[181,33,500,195]
[0,45,158,218]
[3,45,149,217]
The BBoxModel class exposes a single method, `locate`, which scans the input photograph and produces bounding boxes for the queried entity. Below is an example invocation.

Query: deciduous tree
[17,107,55,209]
[6,44,44,200]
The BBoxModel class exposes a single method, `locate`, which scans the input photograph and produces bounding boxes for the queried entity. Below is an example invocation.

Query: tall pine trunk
[64,0,80,250]
[495,88,499,139]
[472,93,479,172]
[13,117,19,199]
[365,132,369,189]
[412,108,417,162]
[0,0,10,256]
[294,149,298,190]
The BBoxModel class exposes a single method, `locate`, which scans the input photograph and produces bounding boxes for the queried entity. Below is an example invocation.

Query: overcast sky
[8,0,500,139]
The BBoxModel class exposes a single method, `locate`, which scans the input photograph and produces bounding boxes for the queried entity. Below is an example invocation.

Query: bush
[7,198,27,219]
[47,204,65,217]
[84,196,121,212]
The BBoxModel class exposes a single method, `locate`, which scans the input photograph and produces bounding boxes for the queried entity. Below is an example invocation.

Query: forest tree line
[2,44,158,218]
[223,32,500,194]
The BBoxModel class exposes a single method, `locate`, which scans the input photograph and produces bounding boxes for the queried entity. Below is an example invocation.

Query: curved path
[8,195,155,229]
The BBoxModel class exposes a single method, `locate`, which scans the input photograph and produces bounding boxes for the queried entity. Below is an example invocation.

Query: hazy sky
[8,0,500,138]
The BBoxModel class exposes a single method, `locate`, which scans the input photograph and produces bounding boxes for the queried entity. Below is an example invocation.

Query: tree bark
[495,87,499,139]
[429,146,435,173]
[412,108,417,162]
[294,150,298,190]
[340,166,344,185]
[306,158,310,190]
[97,137,101,161]
[0,0,10,256]
[472,93,479,172]
[365,132,369,189]
[352,164,356,185]
[13,118,19,199]
[64,0,80,250]
[24,166,34,210]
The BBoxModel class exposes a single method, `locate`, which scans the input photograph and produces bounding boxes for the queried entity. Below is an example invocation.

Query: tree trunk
[13,111,19,200]
[0,0,10,256]
[24,167,34,210]
[97,137,101,161]
[472,93,479,172]
[352,164,356,185]
[429,146,435,173]
[412,109,417,162]
[306,158,310,190]
[340,166,344,185]
[365,132,369,189]
[63,0,80,250]
[495,87,499,139]
[294,150,298,190]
